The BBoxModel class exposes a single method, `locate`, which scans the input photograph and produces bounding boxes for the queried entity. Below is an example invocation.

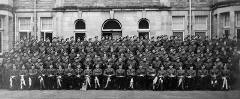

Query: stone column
[217,14,220,38]
[4,15,9,52]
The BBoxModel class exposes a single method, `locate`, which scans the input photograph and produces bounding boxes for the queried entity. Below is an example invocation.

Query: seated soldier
[74,64,84,90]
[146,64,157,90]
[93,64,102,90]
[9,65,19,90]
[56,65,64,90]
[136,65,146,90]
[126,65,135,90]
[167,65,177,90]
[221,64,231,90]
[19,65,28,90]
[116,64,126,90]
[103,64,115,90]
[186,66,196,90]
[38,65,47,90]
[156,66,167,90]
[64,64,74,90]
[46,65,56,90]
[210,65,220,90]
[176,66,185,90]
[82,66,92,90]
[197,65,209,90]
[28,65,38,90]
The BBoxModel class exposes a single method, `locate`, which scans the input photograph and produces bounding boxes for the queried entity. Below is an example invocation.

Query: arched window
[139,19,149,29]
[103,19,121,29]
[75,19,85,29]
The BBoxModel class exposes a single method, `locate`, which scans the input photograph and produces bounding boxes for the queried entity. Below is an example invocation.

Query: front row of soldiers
[8,64,231,91]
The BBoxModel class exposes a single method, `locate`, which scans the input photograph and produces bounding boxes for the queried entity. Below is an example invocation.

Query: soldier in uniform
[28,65,38,90]
[186,66,196,90]
[197,65,209,90]
[46,65,56,90]
[115,64,126,90]
[93,64,102,89]
[9,65,19,90]
[38,65,47,90]
[167,65,177,90]
[56,65,64,90]
[210,65,220,90]
[64,64,74,89]
[156,66,167,90]
[126,65,135,90]
[19,65,28,90]
[136,65,146,90]
[176,66,185,90]
[221,65,231,90]
[83,66,92,90]
[146,64,157,90]
[74,64,83,90]
[103,64,115,90]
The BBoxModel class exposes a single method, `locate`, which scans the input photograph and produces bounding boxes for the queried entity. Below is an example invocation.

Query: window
[75,19,86,30]
[195,16,207,30]
[172,16,185,30]
[222,13,230,27]
[0,31,2,53]
[19,17,31,31]
[0,17,3,29]
[173,32,183,41]
[236,12,240,27]
[41,17,53,31]
[139,19,149,29]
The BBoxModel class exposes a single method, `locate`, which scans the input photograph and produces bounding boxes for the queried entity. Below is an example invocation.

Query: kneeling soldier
[93,64,102,89]
[103,64,115,90]
[116,64,126,90]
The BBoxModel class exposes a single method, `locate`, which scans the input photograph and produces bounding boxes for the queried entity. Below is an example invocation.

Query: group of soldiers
[0,35,238,91]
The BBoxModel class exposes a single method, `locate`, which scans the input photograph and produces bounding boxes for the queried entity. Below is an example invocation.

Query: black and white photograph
[0,0,240,99]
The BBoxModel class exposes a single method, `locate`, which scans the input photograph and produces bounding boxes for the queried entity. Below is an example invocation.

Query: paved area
[0,90,239,99]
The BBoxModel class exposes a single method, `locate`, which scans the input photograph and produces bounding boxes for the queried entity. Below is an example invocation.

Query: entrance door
[139,32,149,39]
[41,32,52,42]
[102,19,122,39]
[19,32,28,40]
[75,33,85,41]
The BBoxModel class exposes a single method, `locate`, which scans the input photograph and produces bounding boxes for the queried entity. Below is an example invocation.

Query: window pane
[0,32,2,53]
[236,12,240,26]
[222,13,230,27]
[41,17,53,30]
[0,18,2,29]
[19,17,31,30]
[195,16,207,30]
[172,16,184,30]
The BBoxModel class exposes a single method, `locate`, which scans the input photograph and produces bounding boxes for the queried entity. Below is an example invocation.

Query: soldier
[103,64,115,90]
[156,66,167,90]
[74,64,83,90]
[210,65,220,90]
[176,66,185,90]
[197,65,209,90]
[64,64,74,89]
[56,65,64,90]
[9,65,18,90]
[38,65,47,90]
[28,65,38,90]
[136,65,146,90]
[126,65,135,90]
[19,65,28,90]
[166,65,177,90]
[186,66,196,90]
[146,64,157,90]
[221,64,231,90]
[46,65,56,90]
[93,64,102,89]
[82,66,92,90]
[115,64,126,90]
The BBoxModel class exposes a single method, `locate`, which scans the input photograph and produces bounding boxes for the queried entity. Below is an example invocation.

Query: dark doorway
[139,32,149,39]
[102,19,122,39]
[75,33,85,41]
[19,32,28,40]
[45,33,53,42]
[195,32,206,40]
[173,32,183,41]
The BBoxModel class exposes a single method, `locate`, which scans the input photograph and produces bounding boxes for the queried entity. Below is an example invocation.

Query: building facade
[0,0,240,53]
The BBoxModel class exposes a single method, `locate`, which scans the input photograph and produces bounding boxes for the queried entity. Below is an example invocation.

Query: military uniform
[46,67,56,89]
[186,68,196,90]
[176,68,185,90]
[64,67,74,89]
[93,67,102,89]
[136,67,146,90]
[210,67,220,90]
[115,67,126,90]
[197,67,209,90]
[9,68,19,90]
[126,67,135,89]
[83,68,92,89]
[37,67,47,90]
[221,68,231,90]
[103,67,115,89]
[167,66,177,90]
[146,67,156,90]
[28,67,38,89]
[19,67,28,90]
[74,67,83,89]
[156,67,167,90]
[56,67,64,89]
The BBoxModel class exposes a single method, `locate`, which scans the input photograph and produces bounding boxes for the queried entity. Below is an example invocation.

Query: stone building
[0,0,240,54]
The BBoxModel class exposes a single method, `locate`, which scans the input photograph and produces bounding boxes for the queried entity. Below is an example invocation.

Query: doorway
[102,19,122,39]
[75,33,86,41]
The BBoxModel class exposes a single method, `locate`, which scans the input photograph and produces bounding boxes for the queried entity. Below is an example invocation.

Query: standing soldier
[146,65,157,90]
[38,65,46,90]
[74,64,83,90]
[186,66,196,90]
[64,64,74,89]
[167,65,177,90]
[9,65,18,90]
[197,65,209,90]
[210,65,220,90]
[28,65,38,90]
[103,64,115,90]
[136,65,146,90]
[176,66,185,90]
[221,64,231,90]
[46,65,56,90]
[156,66,167,90]
[56,66,64,90]
[19,65,28,90]
[83,66,92,90]
[115,64,126,90]
[93,64,102,89]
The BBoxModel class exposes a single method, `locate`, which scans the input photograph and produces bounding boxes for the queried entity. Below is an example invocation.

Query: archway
[138,18,150,39]
[74,19,86,41]
[102,19,122,39]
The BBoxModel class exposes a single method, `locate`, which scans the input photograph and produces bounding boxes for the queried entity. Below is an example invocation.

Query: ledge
[0,4,13,12]
[211,0,240,10]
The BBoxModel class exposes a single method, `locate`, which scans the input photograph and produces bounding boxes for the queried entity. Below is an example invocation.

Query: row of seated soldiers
[6,62,231,91]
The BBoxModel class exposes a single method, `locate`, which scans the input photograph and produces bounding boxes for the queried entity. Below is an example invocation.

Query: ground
[0,90,239,99]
